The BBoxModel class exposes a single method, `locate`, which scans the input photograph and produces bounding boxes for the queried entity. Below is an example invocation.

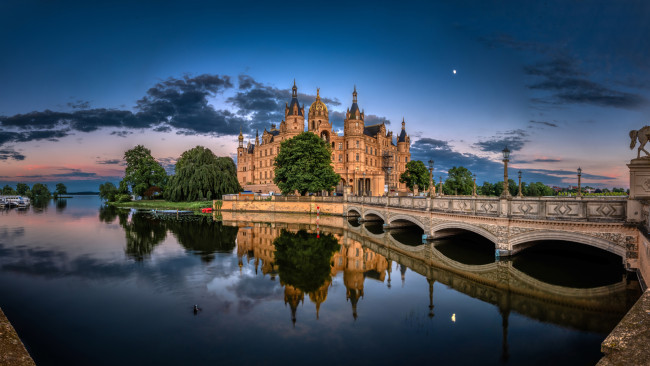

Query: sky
[1,0,649,192]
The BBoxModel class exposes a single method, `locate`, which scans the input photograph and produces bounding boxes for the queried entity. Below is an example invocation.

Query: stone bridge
[344,195,640,267]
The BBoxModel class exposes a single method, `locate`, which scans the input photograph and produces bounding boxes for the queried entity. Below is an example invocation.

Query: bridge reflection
[222,211,640,337]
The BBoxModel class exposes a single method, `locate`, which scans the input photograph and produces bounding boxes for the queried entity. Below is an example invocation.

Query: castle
[237,81,411,195]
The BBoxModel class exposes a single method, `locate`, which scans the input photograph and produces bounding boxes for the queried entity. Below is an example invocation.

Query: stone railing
[348,195,627,222]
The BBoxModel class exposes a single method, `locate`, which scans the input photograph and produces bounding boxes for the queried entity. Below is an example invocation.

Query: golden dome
[309,88,328,117]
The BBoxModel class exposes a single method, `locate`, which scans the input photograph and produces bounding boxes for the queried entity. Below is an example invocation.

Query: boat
[0,195,30,208]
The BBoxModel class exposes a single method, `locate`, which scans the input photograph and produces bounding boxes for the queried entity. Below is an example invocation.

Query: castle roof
[287,80,303,116]
[398,118,408,143]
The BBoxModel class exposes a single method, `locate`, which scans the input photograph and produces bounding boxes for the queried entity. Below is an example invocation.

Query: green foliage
[166,217,239,262]
[274,132,341,195]
[110,200,214,210]
[273,229,340,293]
[30,183,51,201]
[444,166,474,195]
[55,183,67,195]
[2,185,16,195]
[122,213,167,261]
[399,160,430,192]
[99,182,119,202]
[524,182,555,196]
[166,146,242,201]
[115,193,132,203]
[121,145,167,198]
[16,183,30,196]
[478,181,496,196]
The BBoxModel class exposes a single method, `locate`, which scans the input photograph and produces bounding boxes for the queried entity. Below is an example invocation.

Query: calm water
[0,196,641,366]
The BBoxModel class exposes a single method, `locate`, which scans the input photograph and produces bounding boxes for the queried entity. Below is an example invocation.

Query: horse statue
[630,126,650,158]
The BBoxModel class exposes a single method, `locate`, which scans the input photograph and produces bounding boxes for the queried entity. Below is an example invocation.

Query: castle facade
[236,81,411,195]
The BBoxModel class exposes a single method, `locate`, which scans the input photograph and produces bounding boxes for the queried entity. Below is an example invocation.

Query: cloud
[0,74,240,145]
[532,158,561,163]
[474,129,529,153]
[529,120,558,128]
[0,148,26,161]
[157,157,177,175]
[228,75,341,134]
[110,130,133,138]
[96,159,122,165]
[67,100,90,110]
[525,57,646,109]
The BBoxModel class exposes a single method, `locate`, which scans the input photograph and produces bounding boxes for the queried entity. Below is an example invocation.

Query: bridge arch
[388,214,426,231]
[363,209,386,222]
[346,207,361,217]
[509,231,626,258]
[430,222,499,246]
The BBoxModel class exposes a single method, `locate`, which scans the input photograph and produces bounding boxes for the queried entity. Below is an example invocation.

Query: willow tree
[274,132,340,195]
[167,146,242,201]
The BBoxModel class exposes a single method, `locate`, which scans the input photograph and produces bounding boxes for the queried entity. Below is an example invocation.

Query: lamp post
[472,174,477,197]
[439,176,444,196]
[501,146,511,197]
[363,171,366,196]
[517,170,523,197]
[386,166,392,196]
[577,167,582,197]
[428,160,434,197]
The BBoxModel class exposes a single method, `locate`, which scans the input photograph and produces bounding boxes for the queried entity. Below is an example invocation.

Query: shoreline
[0,308,36,366]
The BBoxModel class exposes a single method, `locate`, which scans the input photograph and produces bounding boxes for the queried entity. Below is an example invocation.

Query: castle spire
[238,125,244,147]
[352,85,357,103]
[292,79,297,98]
[402,117,405,129]
[255,129,259,145]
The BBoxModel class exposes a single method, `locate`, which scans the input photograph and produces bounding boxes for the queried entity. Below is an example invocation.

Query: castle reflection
[236,223,390,323]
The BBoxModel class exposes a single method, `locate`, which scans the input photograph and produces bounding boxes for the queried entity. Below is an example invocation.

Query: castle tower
[285,80,305,136]
[308,88,332,142]
[396,118,411,190]
[344,85,365,136]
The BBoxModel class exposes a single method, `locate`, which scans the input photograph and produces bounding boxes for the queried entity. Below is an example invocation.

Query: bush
[115,194,132,203]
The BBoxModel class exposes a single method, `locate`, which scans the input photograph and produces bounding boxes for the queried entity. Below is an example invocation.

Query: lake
[0,196,641,365]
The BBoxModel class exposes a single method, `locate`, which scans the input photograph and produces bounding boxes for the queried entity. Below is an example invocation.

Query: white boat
[0,195,30,208]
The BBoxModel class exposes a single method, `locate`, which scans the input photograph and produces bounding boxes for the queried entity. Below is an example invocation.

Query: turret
[344,86,364,136]
[238,126,244,148]
[284,80,305,134]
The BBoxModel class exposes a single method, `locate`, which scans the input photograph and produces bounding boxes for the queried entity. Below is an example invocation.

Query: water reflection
[55,198,67,212]
[166,217,238,262]
[123,212,167,261]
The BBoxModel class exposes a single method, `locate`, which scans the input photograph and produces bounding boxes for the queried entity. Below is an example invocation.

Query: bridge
[344,195,639,266]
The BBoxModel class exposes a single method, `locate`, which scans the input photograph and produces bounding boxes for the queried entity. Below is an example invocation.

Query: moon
[453,69,457,74]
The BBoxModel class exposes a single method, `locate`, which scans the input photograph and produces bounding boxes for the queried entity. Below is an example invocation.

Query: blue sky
[1,0,649,191]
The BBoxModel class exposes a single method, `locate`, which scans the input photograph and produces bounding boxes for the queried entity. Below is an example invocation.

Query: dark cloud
[228,75,341,134]
[529,120,558,128]
[0,129,71,145]
[0,148,25,161]
[96,159,122,165]
[409,138,503,177]
[474,129,529,153]
[532,158,561,163]
[525,57,646,109]
[67,100,90,109]
[110,130,133,138]
[153,125,172,133]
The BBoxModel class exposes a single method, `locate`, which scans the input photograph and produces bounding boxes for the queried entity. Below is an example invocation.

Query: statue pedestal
[627,158,650,223]
[628,158,650,199]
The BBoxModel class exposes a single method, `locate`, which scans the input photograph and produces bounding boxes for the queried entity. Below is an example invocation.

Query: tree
[444,166,474,195]
[121,145,167,198]
[55,183,67,195]
[2,185,16,195]
[479,181,496,196]
[166,146,242,201]
[99,182,119,202]
[30,183,51,201]
[16,183,30,196]
[274,132,341,195]
[399,160,430,192]
[273,229,340,293]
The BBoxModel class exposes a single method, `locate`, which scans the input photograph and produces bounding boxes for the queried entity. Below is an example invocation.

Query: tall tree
[99,182,119,202]
[16,183,30,196]
[274,132,340,195]
[30,183,51,201]
[167,146,242,201]
[2,185,16,195]
[399,160,430,192]
[444,166,474,195]
[121,145,167,198]
[55,183,67,195]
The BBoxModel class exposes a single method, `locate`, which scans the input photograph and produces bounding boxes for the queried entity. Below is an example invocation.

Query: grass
[110,200,217,211]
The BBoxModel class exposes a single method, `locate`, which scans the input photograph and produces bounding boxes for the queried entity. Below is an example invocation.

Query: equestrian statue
[629,126,650,158]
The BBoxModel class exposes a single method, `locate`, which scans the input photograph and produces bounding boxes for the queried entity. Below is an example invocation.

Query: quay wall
[0,308,36,366]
